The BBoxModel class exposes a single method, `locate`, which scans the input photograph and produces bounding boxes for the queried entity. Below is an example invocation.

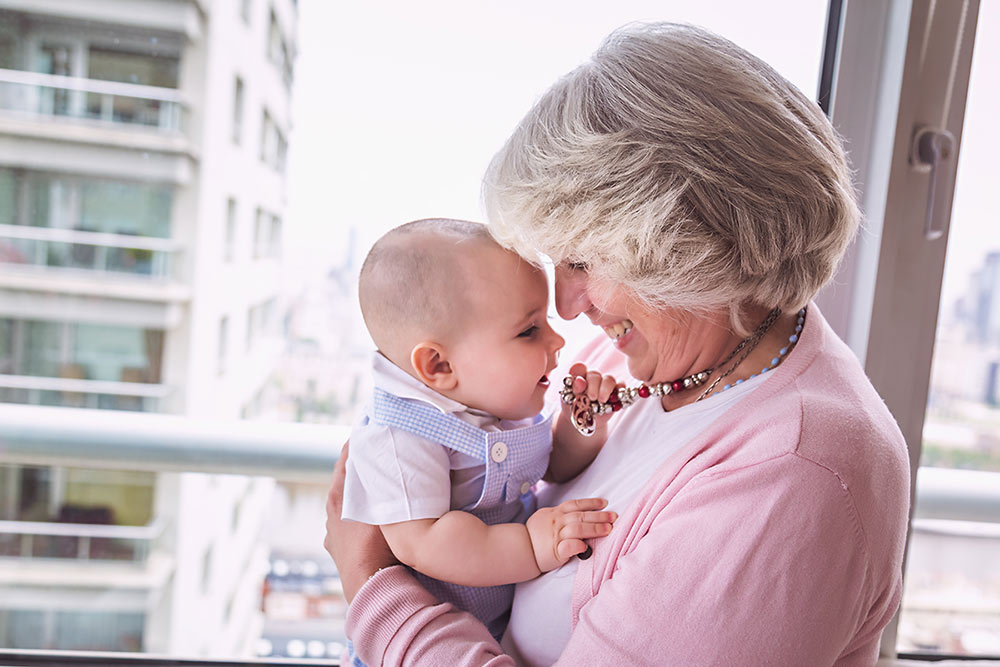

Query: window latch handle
[910,126,956,241]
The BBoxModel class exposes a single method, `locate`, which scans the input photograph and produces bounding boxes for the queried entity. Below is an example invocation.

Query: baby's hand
[526,497,617,573]
[562,363,621,433]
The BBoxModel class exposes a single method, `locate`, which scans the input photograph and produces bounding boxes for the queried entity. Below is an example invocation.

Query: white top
[503,372,771,667]
[342,353,533,524]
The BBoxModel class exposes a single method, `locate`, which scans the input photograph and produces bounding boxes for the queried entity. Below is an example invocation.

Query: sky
[283,0,997,314]
[283,0,828,281]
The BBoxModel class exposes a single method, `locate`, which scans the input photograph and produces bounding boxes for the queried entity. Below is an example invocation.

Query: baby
[342,218,617,641]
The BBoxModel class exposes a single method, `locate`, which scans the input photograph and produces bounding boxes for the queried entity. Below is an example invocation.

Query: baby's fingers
[559,520,614,541]
[555,497,608,513]
[555,538,589,561]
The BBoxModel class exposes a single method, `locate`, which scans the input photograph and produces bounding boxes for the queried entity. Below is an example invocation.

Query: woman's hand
[323,441,398,602]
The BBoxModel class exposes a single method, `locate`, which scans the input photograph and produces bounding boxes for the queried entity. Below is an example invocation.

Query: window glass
[80,180,172,238]
[898,1,1000,656]
[88,47,179,88]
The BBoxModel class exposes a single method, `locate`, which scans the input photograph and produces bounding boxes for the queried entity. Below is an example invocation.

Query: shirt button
[520,481,532,495]
[490,442,508,463]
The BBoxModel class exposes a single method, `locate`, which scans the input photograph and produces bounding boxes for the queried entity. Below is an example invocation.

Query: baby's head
[359,219,565,420]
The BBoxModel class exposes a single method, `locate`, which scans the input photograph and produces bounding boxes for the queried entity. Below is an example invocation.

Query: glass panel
[81,180,172,238]
[11,319,165,384]
[23,320,63,378]
[87,47,179,89]
[54,611,145,651]
[0,318,12,373]
[0,167,15,224]
[898,1,1000,656]
[0,610,45,649]
[73,324,162,383]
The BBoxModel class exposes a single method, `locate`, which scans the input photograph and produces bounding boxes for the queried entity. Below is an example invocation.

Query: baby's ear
[410,342,457,390]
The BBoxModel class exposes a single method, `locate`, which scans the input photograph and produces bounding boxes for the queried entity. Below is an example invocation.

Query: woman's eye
[567,261,589,272]
[518,325,539,338]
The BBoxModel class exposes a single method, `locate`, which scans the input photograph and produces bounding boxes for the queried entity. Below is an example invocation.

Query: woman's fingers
[568,362,589,378]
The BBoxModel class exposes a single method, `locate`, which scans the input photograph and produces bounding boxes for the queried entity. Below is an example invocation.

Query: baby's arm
[380,497,616,586]
[548,363,619,482]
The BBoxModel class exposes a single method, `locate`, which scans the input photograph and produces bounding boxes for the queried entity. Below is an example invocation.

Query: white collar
[372,352,498,423]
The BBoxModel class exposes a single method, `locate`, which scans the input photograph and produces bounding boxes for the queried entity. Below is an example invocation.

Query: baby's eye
[517,325,539,338]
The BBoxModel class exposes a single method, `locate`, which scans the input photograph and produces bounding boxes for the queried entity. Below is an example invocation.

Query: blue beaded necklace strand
[718,307,807,394]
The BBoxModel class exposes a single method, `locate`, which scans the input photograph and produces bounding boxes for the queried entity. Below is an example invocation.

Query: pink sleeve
[346,566,516,666]
[554,453,888,665]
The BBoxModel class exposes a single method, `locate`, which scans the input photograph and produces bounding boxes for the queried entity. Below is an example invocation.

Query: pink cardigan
[345,306,911,665]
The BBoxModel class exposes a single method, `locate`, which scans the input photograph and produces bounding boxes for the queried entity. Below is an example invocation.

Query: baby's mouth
[538,374,550,386]
[603,319,634,340]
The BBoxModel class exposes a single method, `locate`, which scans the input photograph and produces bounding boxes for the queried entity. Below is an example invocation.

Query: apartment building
[0,0,296,654]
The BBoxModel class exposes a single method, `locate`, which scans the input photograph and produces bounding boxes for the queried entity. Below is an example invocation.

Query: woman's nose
[554,265,591,320]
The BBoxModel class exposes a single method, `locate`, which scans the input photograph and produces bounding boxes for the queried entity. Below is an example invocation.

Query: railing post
[100,93,114,123]
[21,533,32,558]
[78,536,90,560]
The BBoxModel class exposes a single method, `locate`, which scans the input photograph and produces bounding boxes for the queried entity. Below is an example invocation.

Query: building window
[259,108,287,173]
[268,9,293,88]
[253,208,281,258]
[232,76,244,145]
[1,319,164,382]
[201,546,213,595]
[218,317,229,376]
[224,198,237,261]
[246,307,255,352]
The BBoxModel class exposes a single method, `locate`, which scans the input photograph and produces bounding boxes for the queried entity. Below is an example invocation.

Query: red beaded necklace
[560,307,784,435]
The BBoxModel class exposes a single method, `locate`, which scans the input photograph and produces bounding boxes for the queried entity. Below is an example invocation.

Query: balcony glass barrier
[0,224,178,278]
[0,378,167,412]
[0,69,186,133]
[0,517,166,563]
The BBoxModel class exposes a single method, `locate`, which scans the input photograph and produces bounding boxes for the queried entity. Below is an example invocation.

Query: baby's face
[447,247,565,421]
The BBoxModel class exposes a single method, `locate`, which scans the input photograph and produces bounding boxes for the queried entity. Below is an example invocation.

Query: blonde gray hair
[484,22,859,333]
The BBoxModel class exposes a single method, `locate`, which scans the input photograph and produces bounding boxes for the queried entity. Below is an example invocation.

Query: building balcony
[0,516,167,564]
[0,68,187,135]
[0,224,180,280]
[0,375,170,413]
[0,0,205,42]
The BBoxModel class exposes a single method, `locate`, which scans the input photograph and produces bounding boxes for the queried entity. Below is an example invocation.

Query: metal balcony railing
[0,516,167,563]
[0,404,345,481]
[0,404,994,519]
[0,224,180,278]
[0,68,187,133]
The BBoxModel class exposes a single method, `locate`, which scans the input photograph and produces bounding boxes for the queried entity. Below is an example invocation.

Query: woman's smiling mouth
[603,319,634,340]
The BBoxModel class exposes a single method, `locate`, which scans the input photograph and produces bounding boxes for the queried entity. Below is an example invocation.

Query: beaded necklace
[560,307,807,436]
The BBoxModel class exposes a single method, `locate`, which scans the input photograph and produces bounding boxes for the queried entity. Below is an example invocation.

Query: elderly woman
[325,22,910,666]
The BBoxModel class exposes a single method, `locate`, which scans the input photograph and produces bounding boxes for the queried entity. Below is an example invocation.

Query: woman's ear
[410,342,457,390]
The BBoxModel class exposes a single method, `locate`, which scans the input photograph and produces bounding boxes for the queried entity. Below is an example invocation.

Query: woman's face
[553,263,724,383]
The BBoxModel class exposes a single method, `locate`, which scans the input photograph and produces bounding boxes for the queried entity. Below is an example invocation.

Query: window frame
[816,0,984,657]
